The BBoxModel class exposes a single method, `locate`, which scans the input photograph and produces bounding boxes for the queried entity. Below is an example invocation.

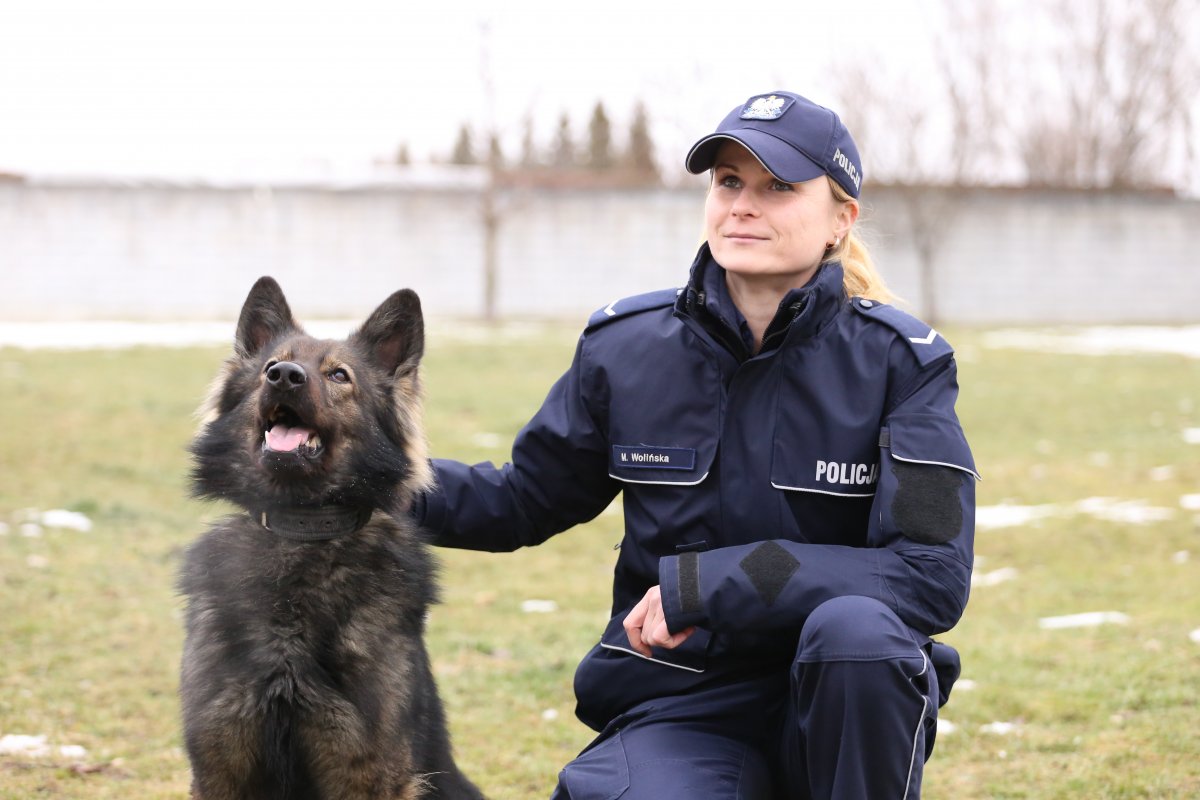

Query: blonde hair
[823,178,894,304]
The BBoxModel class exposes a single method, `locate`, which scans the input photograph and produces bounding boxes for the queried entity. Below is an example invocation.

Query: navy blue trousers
[551,596,942,800]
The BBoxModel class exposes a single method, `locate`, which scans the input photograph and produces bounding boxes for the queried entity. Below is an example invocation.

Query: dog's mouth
[262,405,325,459]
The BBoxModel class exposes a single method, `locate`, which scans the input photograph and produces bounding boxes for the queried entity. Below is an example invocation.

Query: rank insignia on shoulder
[587,288,680,329]
[851,297,953,366]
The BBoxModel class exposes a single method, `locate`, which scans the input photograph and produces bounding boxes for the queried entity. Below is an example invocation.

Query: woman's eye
[330,368,351,384]
[772,181,794,192]
[718,175,741,188]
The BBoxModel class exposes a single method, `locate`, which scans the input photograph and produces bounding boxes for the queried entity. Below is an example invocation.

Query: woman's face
[704,141,856,286]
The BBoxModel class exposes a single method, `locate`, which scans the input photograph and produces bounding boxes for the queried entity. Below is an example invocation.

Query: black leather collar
[253,505,372,542]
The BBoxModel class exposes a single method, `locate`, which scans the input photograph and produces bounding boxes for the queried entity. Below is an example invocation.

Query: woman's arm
[414,334,620,552]
[654,352,977,640]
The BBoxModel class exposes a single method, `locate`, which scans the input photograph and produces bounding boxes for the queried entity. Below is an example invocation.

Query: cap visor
[685,131,825,185]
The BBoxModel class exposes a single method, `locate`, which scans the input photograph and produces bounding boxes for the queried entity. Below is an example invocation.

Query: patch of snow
[1148,465,1175,481]
[978,497,1178,530]
[936,719,957,735]
[0,319,567,351]
[1038,611,1130,630]
[19,523,43,538]
[972,567,1019,588]
[470,432,504,449]
[0,320,361,351]
[520,599,559,614]
[541,708,560,722]
[979,721,1018,735]
[955,679,977,692]
[1184,428,1200,445]
[0,734,87,760]
[0,734,49,756]
[1173,551,1191,564]
[1180,495,1200,511]
[1073,497,1174,525]
[975,503,1062,530]
[39,509,93,532]
[1189,628,1200,645]
[982,326,1200,359]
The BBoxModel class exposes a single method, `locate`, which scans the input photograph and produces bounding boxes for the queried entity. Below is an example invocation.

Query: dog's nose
[265,361,307,389]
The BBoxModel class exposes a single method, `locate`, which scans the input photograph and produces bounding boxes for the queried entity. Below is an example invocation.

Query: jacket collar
[678,243,848,356]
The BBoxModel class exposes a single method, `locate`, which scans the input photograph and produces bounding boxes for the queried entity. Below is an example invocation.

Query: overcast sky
[0,0,947,179]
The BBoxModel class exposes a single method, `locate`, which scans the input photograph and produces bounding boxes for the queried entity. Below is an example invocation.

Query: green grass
[1,325,1198,798]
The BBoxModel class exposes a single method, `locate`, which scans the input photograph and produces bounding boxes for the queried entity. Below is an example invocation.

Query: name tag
[613,445,696,470]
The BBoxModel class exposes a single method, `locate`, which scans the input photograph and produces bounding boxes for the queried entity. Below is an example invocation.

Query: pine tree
[625,101,660,184]
[451,124,475,165]
[519,114,538,169]
[587,101,614,170]
[551,112,575,168]
[487,133,504,170]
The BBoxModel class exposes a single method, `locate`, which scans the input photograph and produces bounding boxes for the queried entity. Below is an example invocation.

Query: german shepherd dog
[179,277,484,799]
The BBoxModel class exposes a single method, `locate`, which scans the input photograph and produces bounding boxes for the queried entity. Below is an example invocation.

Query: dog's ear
[235,277,299,358]
[352,289,424,376]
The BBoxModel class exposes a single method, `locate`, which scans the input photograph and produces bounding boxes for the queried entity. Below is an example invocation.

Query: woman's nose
[730,189,759,217]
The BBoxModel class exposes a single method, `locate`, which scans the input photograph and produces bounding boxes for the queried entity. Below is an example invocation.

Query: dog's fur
[179,277,484,800]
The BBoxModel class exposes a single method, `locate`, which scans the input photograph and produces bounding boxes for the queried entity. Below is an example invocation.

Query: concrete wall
[2,174,1197,325]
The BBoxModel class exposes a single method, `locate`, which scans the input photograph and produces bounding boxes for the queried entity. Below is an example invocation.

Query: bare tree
[478,19,499,321]
[836,0,1197,322]
[1018,0,1198,190]
[833,59,971,323]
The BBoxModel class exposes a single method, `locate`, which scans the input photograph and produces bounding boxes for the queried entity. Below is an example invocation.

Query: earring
[827,236,841,249]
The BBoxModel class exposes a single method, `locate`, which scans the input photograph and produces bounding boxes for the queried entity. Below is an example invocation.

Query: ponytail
[823,178,895,304]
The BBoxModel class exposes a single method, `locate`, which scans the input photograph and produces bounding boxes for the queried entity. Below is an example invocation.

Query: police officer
[414,91,979,799]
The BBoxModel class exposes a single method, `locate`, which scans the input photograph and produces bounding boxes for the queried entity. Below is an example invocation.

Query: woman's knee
[796,595,920,663]
[553,722,771,800]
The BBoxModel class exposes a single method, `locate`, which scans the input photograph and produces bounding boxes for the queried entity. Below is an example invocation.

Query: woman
[415,91,978,799]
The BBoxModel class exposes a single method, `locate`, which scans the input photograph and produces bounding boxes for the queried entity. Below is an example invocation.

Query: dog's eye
[329,368,351,384]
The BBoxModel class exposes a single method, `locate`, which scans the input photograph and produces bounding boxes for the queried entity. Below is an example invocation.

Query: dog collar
[253,506,372,542]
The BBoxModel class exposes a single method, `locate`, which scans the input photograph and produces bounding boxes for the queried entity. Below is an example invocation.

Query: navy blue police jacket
[417,244,979,732]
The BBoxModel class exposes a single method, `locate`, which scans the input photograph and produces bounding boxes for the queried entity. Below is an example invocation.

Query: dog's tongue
[266,423,312,452]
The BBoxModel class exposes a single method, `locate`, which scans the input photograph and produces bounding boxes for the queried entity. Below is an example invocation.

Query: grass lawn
[1,322,1197,798]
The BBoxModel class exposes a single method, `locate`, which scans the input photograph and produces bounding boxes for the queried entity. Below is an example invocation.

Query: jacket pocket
[598,610,711,673]
[876,413,979,549]
[882,413,979,479]
[770,431,881,498]
[558,729,629,800]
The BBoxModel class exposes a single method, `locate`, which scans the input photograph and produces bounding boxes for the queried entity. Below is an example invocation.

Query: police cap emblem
[740,94,792,120]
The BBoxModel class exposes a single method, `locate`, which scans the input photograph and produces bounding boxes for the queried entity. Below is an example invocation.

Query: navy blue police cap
[685,91,864,199]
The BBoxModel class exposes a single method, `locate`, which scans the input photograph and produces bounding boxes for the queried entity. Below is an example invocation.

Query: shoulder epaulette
[850,297,953,367]
[586,288,680,330]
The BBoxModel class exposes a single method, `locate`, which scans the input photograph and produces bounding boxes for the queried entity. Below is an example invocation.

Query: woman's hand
[623,585,696,657]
